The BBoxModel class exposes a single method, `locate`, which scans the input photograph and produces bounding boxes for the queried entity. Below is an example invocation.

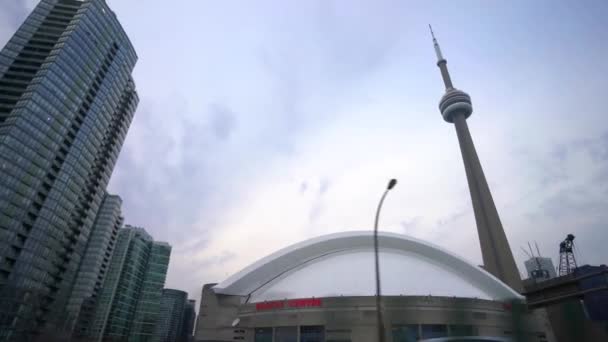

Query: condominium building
[89,226,171,341]
[155,288,187,342]
[68,193,123,337]
[0,0,137,339]
[181,299,196,342]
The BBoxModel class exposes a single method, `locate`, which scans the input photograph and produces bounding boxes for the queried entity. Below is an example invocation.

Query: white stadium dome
[213,231,522,303]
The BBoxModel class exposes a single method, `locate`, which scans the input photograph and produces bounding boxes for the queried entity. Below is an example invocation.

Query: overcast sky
[2,0,607,304]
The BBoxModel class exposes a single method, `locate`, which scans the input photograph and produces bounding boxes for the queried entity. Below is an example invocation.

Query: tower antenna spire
[428,25,453,89]
[429,25,442,60]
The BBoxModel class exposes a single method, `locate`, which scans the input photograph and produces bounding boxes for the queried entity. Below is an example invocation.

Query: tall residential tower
[68,193,123,337]
[181,299,197,342]
[429,27,522,291]
[0,0,138,339]
[155,288,188,342]
[89,226,171,342]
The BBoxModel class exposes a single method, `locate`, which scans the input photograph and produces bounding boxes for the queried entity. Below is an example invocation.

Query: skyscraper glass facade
[131,242,172,341]
[154,289,187,342]
[180,299,196,342]
[0,0,137,339]
[68,193,123,337]
[89,226,171,341]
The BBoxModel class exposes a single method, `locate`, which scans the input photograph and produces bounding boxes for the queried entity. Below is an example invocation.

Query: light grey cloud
[109,97,233,244]
[319,178,331,195]
[308,202,324,223]
[299,181,308,194]
[209,103,237,141]
[529,134,608,221]
[197,250,237,268]
[559,132,608,163]
[436,208,470,228]
[400,217,422,234]
[537,187,606,220]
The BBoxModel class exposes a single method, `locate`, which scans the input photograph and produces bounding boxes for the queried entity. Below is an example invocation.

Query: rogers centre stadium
[194,232,546,342]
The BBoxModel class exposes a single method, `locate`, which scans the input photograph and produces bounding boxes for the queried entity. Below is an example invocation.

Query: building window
[254,327,273,342]
[449,324,474,336]
[274,326,297,342]
[300,326,324,342]
[472,311,488,320]
[392,325,419,342]
[421,324,448,339]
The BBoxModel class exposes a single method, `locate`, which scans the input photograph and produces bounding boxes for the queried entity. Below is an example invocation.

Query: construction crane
[558,234,577,276]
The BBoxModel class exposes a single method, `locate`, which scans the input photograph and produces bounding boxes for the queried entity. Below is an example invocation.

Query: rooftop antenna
[528,242,535,258]
[535,241,542,257]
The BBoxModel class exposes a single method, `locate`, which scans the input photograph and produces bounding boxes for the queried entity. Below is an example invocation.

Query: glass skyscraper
[68,193,123,337]
[0,0,137,339]
[180,299,196,342]
[89,226,171,342]
[154,289,187,342]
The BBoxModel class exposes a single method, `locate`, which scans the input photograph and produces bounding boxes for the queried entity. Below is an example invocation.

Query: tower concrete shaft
[430,27,522,292]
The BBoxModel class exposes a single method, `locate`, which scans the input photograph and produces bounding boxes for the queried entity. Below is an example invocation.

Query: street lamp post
[374,179,397,342]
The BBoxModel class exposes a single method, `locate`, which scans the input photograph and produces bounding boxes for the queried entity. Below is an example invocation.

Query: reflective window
[421,324,448,339]
[254,327,273,342]
[300,326,324,342]
[392,324,419,342]
[449,324,474,336]
[275,326,297,342]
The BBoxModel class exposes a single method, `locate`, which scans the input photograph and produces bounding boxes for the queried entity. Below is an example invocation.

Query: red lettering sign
[255,298,322,311]
[255,301,284,311]
[288,298,322,308]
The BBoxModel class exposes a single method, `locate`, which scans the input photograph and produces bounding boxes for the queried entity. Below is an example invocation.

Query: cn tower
[429,26,522,292]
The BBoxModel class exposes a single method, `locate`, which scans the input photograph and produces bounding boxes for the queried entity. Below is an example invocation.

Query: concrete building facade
[0,0,137,339]
[195,232,548,342]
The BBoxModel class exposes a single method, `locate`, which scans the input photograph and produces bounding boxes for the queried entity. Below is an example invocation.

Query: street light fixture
[374,178,397,342]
